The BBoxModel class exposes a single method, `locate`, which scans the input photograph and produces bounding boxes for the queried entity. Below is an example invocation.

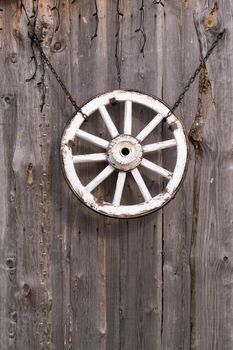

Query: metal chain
[21,2,87,120]
[32,35,87,117]
[166,29,226,119]
[21,2,225,122]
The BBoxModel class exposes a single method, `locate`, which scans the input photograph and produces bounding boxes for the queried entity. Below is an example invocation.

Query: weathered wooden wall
[0,0,232,349]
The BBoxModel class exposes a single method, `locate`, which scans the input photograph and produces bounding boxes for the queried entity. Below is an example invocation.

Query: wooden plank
[45,1,74,349]
[14,1,61,348]
[190,2,233,349]
[105,2,164,350]
[0,2,18,349]
[68,1,109,349]
[12,1,47,348]
[105,218,163,350]
[162,1,199,349]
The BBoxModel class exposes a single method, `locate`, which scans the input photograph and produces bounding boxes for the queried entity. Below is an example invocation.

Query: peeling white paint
[61,90,188,218]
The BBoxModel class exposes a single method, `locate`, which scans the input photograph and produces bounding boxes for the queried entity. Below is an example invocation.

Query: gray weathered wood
[162,2,198,349]
[190,2,233,349]
[0,1,232,349]
[0,3,18,349]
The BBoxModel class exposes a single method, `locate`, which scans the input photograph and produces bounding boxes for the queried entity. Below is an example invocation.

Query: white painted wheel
[61,90,188,218]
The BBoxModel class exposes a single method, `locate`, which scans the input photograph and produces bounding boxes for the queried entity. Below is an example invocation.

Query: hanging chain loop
[166,29,226,119]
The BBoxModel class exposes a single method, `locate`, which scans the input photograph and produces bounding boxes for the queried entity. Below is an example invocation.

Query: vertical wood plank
[162,1,199,349]
[15,1,63,348]
[0,2,18,348]
[105,2,164,350]
[69,1,108,349]
[13,0,48,347]
[191,1,233,349]
[46,1,73,349]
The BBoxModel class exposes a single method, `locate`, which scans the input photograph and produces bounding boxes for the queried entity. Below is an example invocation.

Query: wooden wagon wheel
[61,90,188,218]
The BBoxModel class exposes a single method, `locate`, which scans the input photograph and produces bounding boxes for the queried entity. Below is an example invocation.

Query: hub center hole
[121,147,130,156]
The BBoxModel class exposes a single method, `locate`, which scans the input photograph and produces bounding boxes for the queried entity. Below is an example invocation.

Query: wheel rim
[61,90,188,218]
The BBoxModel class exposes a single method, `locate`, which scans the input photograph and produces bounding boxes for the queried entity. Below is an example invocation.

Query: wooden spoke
[136,113,164,142]
[141,158,172,180]
[99,105,119,138]
[113,172,126,206]
[76,129,109,149]
[131,168,152,202]
[73,153,107,164]
[124,100,132,135]
[143,139,176,153]
[85,165,115,193]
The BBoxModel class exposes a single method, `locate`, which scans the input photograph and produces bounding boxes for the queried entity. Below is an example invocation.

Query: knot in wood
[22,283,30,297]
[6,257,16,269]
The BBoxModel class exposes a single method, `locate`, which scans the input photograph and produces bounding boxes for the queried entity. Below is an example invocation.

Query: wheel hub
[107,134,143,171]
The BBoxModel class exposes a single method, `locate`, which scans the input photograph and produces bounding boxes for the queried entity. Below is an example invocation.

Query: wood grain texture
[0,0,232,349]
[162,2,199,349]
[107,2,163,350]
[190,1,233,350]
[0,2,18,349]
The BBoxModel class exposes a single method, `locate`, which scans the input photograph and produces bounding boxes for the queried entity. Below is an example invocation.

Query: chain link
[165,29,225,119]
[21,2,225,123]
